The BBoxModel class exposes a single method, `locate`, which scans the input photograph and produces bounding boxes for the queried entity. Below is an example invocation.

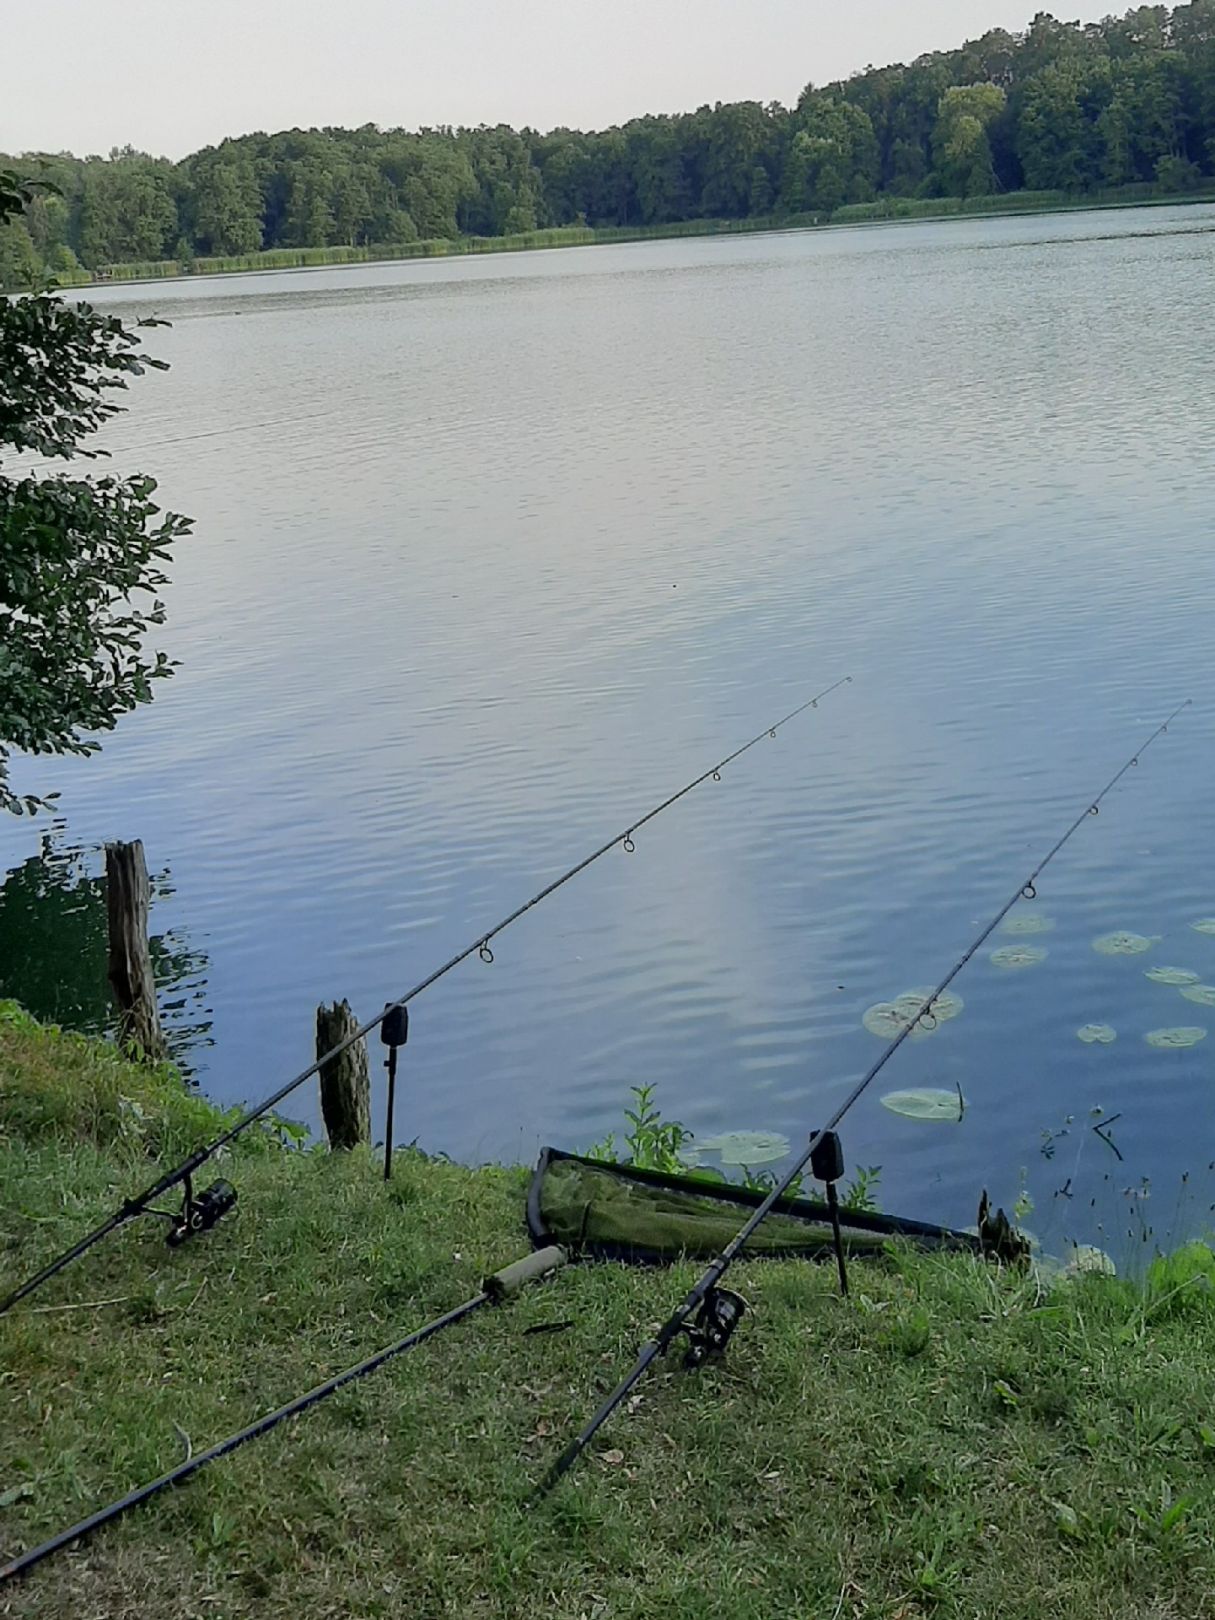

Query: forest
[3,5,1214,285]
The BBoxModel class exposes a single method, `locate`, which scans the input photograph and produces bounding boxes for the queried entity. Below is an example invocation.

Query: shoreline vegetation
[4,1003,1215,1616]
[5,6,1215,294]
[44,184,1215,290]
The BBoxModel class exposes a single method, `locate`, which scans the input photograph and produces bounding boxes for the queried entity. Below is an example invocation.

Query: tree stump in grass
[105,840,166,1062]
[316,999,370,1149]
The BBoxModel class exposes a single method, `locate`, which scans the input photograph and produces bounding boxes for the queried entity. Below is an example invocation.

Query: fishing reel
[682,1286,747,1369]
[160,1174,238,1248]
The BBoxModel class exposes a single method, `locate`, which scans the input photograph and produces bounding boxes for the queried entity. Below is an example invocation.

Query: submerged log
[105,840,166,1062]
[317,999,370,1149]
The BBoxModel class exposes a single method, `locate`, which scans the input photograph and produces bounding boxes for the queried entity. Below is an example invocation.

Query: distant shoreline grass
[4,1002,1215,1617]
[60,183,1215,291]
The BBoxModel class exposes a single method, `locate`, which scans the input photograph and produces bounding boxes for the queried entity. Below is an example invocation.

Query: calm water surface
[5,206,1215,1260]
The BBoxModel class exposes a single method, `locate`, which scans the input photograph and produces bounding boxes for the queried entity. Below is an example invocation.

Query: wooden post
[105,840,166,1062]
[316,1000,370,1150]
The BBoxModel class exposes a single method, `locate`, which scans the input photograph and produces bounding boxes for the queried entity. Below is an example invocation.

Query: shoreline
[66,187,1215,293]
[3,1004,1215,1614]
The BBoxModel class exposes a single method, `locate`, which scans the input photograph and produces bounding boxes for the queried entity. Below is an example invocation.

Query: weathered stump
[105,840,166,1062]
[316,999,370,1149]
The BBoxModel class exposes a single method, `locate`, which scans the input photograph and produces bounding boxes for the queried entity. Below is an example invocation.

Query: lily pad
[1062,1244,1116,1279]
[1180,984,1215,1008]
[1077,1023,1117,1045]
[1144,1026,1208,1049]
[1145,966,1200,985]
[1190,919,1215,936]
[696,1130,791,1166]
[1093,931,1158,956]
[990,945,1048,970]
[879,1088,965,1122]
[1031,1255,1065,1287]
[1001,913,1055,936]
[861,988,964,1041]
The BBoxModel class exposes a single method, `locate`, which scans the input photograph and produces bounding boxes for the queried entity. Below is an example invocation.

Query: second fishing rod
[0,675,852,1317]
[538,697,1193,1494]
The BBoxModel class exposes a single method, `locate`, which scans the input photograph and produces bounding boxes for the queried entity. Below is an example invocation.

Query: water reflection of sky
[4,204,1214,1265]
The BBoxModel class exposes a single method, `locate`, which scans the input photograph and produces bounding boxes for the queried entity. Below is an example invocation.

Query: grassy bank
[66,183,1215,289]
[78,216,819,286]
[3,1005,1215,1618]
[830,180,1215,225]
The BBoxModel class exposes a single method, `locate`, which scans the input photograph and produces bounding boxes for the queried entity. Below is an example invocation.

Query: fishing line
[0,676,851,1316]
[13,405,353,473]
[0,1246,567,1582]
[537,698,1193,1494]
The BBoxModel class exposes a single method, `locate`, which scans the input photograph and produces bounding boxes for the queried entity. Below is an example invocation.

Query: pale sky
[7,1,1107,159]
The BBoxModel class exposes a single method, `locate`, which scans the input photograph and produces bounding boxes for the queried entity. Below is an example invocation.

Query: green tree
[701,102,779,217]
[1106,5,1172,58]
[22,189,73,268]
[459,126,543,235]
[0,217,40,290]
[530,129,593,224]
[78,151,177,266]
[782,97,878,213]
[1016,61,1107,190]
[0,188,191,813]
[933,84,1007,196]
[280,157,338,246]
[749,162,774,214]
[1155,150,1205,184]
[395,138,477,238]
[186,150,263,254]
[623,116,695,224]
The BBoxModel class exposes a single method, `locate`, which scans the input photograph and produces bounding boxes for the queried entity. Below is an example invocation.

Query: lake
[5,205,1215,1262]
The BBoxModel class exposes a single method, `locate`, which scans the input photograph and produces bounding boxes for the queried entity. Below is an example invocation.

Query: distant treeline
[3,5,1214,287]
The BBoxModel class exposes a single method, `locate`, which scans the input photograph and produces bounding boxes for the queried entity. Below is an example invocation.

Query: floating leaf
[913,988,964,1024]
[1190,919,1215,936]
[1062,1244,1116,1278]
[862,1003,906,1038]
[1145,966,1199,986]
[1030,1255,1063,1290]
[879,1088,965,1122]
[1180,984,1215,1008]
[1093,931,1158,956]
[1077,1023,1117,1045]
[990,945,1048,970]
[862,988,963,1039]
[696,1130,791,1166]
[1001,913,1055,936]
[1145,1027,1207,1049]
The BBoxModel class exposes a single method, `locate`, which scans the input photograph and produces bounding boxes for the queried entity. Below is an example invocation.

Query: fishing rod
[0,676,851,1317]
[537,698,1193,1494]
[0,1246,567,1583]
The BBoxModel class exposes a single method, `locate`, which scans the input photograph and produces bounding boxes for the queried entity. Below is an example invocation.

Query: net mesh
[536,1156,899,1261]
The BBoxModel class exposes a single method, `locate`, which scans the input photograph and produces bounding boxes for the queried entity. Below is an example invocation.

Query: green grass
[4,1005,1215,1618]
[80,217,808,285]
[832,182,1215,226]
